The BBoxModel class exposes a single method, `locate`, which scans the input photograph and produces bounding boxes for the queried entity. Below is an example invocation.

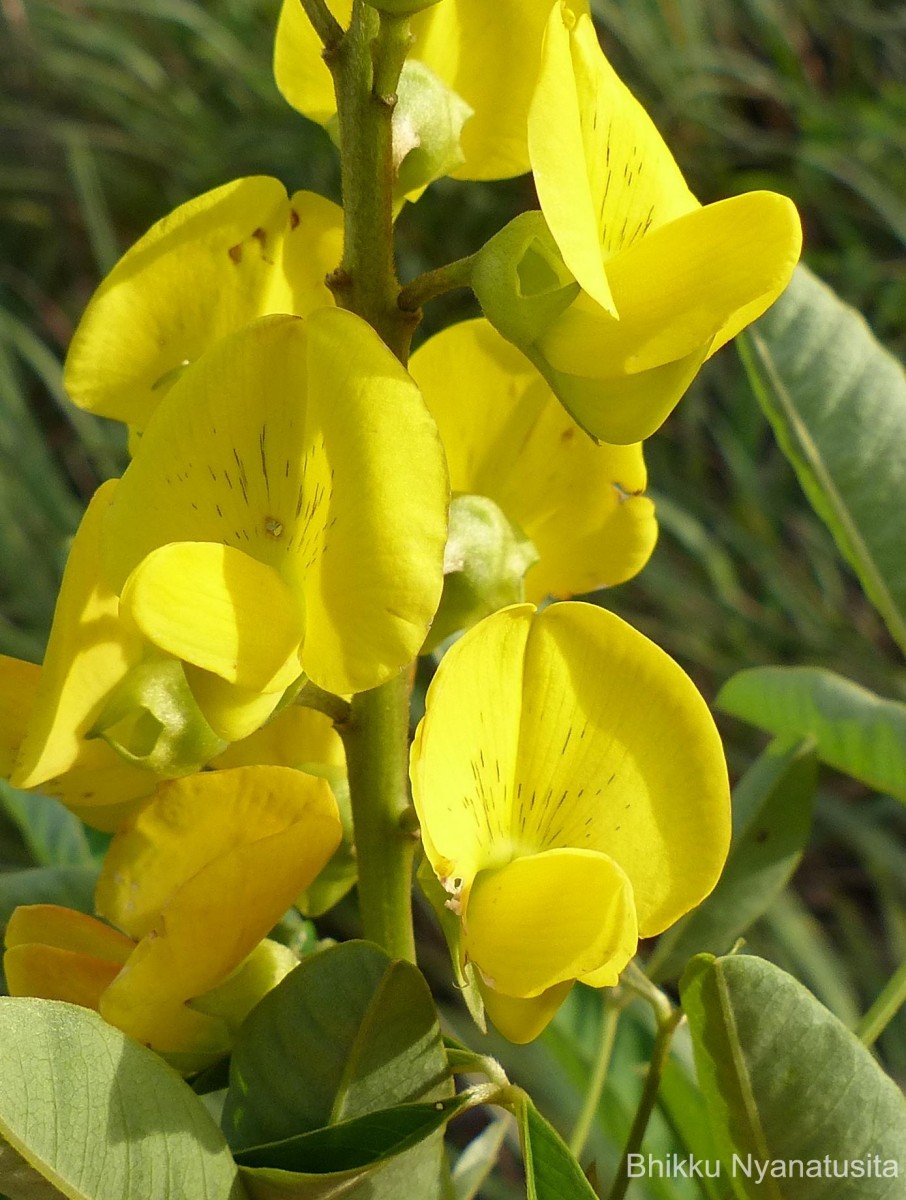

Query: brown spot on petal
[228,243,243,264]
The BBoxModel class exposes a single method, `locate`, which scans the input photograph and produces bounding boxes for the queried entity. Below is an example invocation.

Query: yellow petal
[410,319,656,599]
[544,192,802,379]
[298,308,448,693]
[283,190,345,314]
[99,767,340,1055]
[478,979,573,1045]
[535,343,708,445]
[0,656,40,776]
[13,481,145,790]
[274,0,351,125]
[4,944,124,1011]
[4,905,133,963]
[102,312,448,696]
[121,542,304,692]
[413,0,556,182]
[213,701,345,770]
[410,605,533,886]
[512,604,729,935]
[40,738,159,832]
[465,848,637,998]
[182,667,285,744]
[96,764,340,940]
[65,178,289,428]
[529,6,696,312]
[413,603,730,937]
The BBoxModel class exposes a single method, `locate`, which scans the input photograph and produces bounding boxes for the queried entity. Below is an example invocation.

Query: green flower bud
[92,657,227,776]
[392,60,473,201]
[423,494,539,653]
[190,938,299,1035]
[472,211,580,349]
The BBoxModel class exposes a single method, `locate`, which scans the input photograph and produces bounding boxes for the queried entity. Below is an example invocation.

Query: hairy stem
[398,253,478,313]
[327,1,415,360]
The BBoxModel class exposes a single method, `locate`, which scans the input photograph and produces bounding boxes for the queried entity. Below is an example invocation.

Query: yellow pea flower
[99,310,447,735]
[475,3,802,445]
[409,319,657,604]
[274,0,558,185]
[410,603,730,1042]
[64,177,342,430]
[1,482,171,831]
[4,765,341,1072]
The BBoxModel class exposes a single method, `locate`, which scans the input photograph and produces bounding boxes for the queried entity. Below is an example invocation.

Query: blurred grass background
[1,0,905,1172]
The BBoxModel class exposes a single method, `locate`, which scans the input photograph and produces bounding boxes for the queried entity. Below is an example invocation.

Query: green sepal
[472,212,580,351]
[423,494,538,653]
[91,656,227,776]
[392,60,473,201]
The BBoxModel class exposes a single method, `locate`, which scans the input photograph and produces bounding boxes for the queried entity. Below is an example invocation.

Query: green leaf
[515,1095,598,1200]
[717,666,906,802]
[681,954,906,1198]
[0,998,246,1200]
[0,867,98,929]
[223,941,452,1154]
[739,264,906,654]
[238,1137,448,1200]
[236,1097,468,1172]
[648,739,817,980]
[0,785,94,869]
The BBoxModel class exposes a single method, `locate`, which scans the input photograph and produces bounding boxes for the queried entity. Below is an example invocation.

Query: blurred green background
[1,0,905,1189]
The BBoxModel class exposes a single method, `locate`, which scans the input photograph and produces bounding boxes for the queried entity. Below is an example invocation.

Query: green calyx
[393,59,473,202]
[423,494,539,654]
[472,211,580,350]
[91,656,227,776]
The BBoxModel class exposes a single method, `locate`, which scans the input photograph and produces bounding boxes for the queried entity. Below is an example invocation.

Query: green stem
[398,253,478,313]
[569,1000,621,1158]
[327,1,416,360]
[298,0,344,49]
[605,1006,684,1200]
[856,959,906,1048]
[295,680,352,725]
[339,670,418,962]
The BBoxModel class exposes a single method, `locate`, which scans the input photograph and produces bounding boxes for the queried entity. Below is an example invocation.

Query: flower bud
[92,657,226,776]
[190,938,299,1035]
[423,494,538,653]
[392,60,473,202]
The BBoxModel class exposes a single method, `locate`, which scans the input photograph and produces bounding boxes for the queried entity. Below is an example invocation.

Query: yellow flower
[274,0,557,184]
[99,310,448,739]
[409,319,657,604]
[64,177,342,431]
[1,482,170,831]
[4,766,340,1072]
[410,603,730,1042]
[474,3,801,445]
